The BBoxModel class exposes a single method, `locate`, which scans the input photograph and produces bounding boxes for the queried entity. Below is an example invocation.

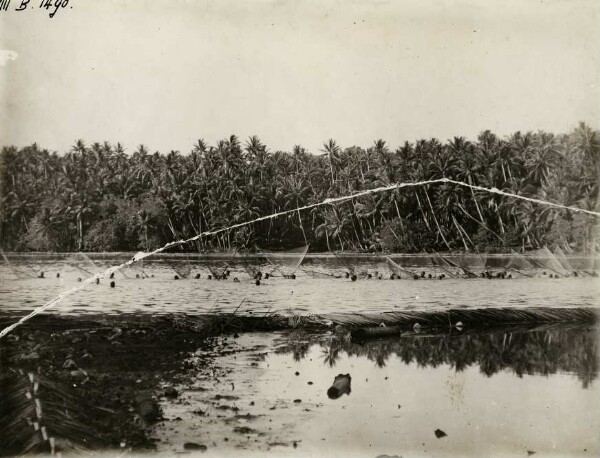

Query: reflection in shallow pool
[156,325,599,457]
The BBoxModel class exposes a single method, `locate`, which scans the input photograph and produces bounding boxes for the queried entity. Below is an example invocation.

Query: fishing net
[457,253,487,272]
[553,246,574,274]
[430,252,462,278]
[202,248,237,279]
[0,249,40,280]
[64,252,99,277]
[505,249,534,276]
[168,260,192,279]
[531,246,570,276]
[259,245,309,276]
[441,254,479,278]
[236,248,264,279]
[385,256,416,278]
[585,248,599,273]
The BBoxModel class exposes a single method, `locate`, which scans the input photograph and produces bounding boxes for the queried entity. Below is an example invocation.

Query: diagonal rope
[1,177,598,340]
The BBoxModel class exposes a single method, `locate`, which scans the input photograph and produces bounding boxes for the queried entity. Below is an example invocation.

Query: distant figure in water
[573,271,578,277]
[291,274,296,279]
[136,274,140,279]
[345,272,350,279]
[255,279,260,286]
[233,277,240,283]
[428,273,432,279]
[438,274,445,280]
[264,273,270,279]
[480,272,486,278]
[77,277,82,282]
[377,275,382,280]
[95,278,100,285]
[420,271,425,278]
[109,272,115,279]
[56,272,60,278]
[350,274,357,282]
[507,274,512,279]
[549,274,553,278]
[542,271,547,276]
[207,274,212,280]
[195,273,201,279]
[413,274,419,280]
[38,271,44,278]
[110,281,115,288]
[367,273,372,279]
[396,274,401,279]
[174,275,179,280]
[390,273,395,280]
[554,275,560,279]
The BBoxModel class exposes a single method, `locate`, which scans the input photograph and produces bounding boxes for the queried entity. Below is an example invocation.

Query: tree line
[0,123,598,253]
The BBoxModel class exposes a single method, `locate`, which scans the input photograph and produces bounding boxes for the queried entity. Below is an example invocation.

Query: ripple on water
[0,259,599,316]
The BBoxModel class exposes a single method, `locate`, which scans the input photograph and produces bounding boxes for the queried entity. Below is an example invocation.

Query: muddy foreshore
[1,311,598,457]
[0,313,310,456]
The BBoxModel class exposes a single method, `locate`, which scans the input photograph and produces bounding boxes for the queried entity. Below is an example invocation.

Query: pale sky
[1,0,599,154]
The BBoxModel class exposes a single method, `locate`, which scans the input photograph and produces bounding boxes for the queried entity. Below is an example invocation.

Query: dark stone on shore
[110,281,115,288]
[135,393,160,422]
[293,399,302,403]
[434,428,447,438]
[164,386,178,398]
[233,426,256,434]
[295,371,300,376]
[183,442,207,451]
[327,374,351,399]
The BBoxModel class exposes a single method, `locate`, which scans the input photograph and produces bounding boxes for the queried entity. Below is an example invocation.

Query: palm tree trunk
[468,177,486,224]
[394,200,405,231]
[452,215,470,250]
[414,190,431,230]
[77,213,83,251]
[456,202,503,242]
[424,189,451,250]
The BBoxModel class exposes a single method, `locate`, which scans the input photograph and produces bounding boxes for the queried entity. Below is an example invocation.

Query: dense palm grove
[0,123,598,253]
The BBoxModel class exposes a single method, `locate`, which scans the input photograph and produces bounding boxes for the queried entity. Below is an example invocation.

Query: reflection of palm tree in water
[281,325,598,388]
[321,340,341,367]
[274,331,312,362]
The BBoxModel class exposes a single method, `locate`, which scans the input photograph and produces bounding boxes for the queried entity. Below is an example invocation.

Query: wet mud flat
[0,313,283,455]
[1,313,599,457]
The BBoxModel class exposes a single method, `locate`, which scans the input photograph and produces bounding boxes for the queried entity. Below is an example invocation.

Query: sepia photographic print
[0,1,599,457]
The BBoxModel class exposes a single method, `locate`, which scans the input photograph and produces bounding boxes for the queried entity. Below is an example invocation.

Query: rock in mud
[434,428,447,438]
[164,386,178,398]
[327,374,352,399]
[234,426,257,434]
[135,393,160,422]
[183,442,207,451]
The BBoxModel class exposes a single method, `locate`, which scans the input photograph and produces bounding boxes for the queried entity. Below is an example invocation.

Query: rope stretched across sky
[0,177,598,340]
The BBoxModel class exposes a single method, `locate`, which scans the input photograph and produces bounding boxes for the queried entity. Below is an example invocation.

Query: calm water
[0,255,599,316]
[155,327,599,457]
